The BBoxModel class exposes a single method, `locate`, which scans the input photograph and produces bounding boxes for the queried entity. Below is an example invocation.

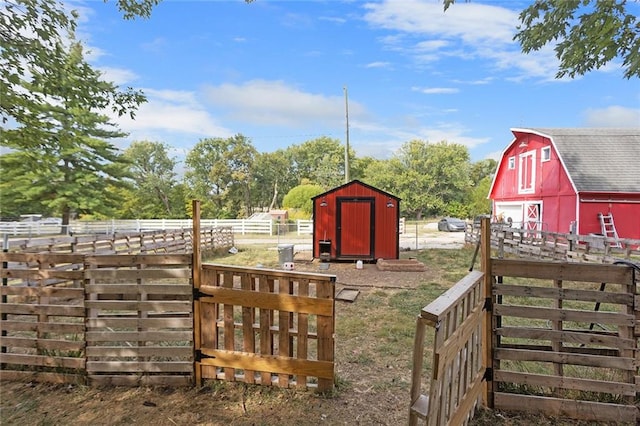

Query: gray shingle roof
[528,128,640,193]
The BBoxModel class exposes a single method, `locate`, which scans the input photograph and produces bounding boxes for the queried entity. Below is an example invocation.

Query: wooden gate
[193,263,336,391]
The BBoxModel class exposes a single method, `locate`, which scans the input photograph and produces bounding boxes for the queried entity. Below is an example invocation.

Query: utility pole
[344,86,350,184]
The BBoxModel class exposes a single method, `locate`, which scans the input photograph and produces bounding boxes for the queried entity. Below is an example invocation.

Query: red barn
[312,180,400,261]
[489,128,640,240]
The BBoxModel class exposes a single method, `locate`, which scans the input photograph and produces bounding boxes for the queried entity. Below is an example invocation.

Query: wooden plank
[1,304,85,317]
[495,370,636,396]
[86,317,192,329]
[85,269,191,280]
[1,269,84,280]
[85,283,191,295]
[259,275,273,386]
[316,279,334,391]
[297,279,310,389]
[222,271,235,381]
[278,276,292,387]
[86,330,192,342]
[86,361,192,373]
[491,259,633,284]
[0,253,84,263]
[0,286,84,298]
[84,254,192,266]
[203,263,336,283]
[1,320,85,334]
[494,283,633,305]
[1,353,85,369]
[84,300,191,312]
[241,272,255,384]
[495,348,634,370]
[198,286,333,316]
[1,336,85,352]
[421,270,483,323]
[495,304,634,326]
[199,348,334,380]
[496,326,635,349]
[85,346,191,358]
[494,392,637,423]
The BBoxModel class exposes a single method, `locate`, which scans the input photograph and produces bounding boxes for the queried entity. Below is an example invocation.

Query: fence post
[192,200,202,387]
[480,217,494,408]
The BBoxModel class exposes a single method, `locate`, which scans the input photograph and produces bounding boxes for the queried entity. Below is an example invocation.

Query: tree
[251,150,298,211]
[364,140,471,219]
[121,141,183,218]
[183,134,257,218]
[445,0,639,79]
[282,183,324,216]
[288,137,352,189]
[1,41,141,229]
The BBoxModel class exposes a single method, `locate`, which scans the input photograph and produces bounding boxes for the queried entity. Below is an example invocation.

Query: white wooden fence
[1,217,406,237]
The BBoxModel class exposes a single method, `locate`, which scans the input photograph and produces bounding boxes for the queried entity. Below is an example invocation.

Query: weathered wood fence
[3,227,233,255]
[1,253,336,390]
[466,225,640,264]
[412,221,640,424]
[194,264,336,391]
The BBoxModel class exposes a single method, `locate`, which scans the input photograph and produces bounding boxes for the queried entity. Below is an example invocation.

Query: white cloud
[98,66,139,85]
[412,87,459,94]
[362,0,560,80]
[203,80,367,128]
[112,89,232,140]
[365,61,391,69]
[583,106,640,127]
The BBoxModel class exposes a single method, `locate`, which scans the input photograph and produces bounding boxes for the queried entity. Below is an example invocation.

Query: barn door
[336,198,374,258]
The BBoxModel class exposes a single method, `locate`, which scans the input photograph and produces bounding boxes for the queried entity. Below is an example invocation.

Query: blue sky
[76,0,639,163]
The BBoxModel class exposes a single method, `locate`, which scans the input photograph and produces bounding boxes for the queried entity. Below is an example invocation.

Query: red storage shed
[312,180,400,261]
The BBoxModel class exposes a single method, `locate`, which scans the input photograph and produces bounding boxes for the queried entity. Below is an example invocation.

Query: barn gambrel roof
[514,128,640,193]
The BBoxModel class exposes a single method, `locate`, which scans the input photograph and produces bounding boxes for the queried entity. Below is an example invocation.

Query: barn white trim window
[541,146,551,162]
[508,156,515,170]
[518,150,536,194]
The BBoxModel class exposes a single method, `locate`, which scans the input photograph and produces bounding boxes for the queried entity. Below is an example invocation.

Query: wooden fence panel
[409,270,485,426]
[195,264,336,391]
[491,259,638,423]
[466,226,640,263]
[1,253,86,384]
[84,254,193,386]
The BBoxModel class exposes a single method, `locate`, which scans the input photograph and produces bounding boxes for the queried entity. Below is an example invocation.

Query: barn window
[508,156,515,169]
[541,147,551,162]
[518,150,536,194]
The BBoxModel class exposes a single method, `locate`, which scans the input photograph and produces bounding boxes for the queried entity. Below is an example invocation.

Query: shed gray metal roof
[525,128,640,193]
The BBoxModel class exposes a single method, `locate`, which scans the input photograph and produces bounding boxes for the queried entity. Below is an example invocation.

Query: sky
[74,0,640,163]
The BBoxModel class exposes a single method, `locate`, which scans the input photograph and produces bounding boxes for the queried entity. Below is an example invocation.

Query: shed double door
[336,197,374,259]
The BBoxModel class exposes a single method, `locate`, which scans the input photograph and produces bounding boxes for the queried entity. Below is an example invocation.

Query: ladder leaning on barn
[598,213,621,248]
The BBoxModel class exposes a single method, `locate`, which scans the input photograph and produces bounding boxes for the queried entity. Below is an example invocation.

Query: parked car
[437,217,467,232]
